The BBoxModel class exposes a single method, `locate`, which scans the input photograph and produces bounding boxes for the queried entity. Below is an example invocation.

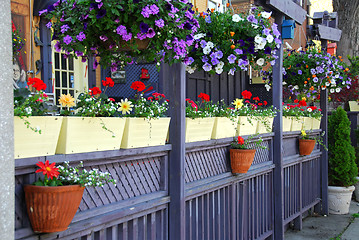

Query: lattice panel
[248,139,271,165]
[283,164,300,220]
[185,147,229,183]
[79,157,162,211]
[302,158,321,209]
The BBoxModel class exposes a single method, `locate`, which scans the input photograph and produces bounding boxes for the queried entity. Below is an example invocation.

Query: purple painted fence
[14,131,324,240]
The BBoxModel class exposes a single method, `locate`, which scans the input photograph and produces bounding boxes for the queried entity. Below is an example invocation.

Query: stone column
[0,0,15,239]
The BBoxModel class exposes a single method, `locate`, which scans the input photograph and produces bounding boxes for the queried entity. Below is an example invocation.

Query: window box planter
[302,117,312,131]
[185,117,215,143]
[211,117,237,139]
[236,116,257,136]
[55,117,126,154]
[121,117,171,148]
[282,117,292,132]
[14,116,63,159]
[291,117,303,131]
[311,117,321,130]
[256,117,274,134]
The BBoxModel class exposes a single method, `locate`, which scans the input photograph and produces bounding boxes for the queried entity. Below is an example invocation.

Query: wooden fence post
[160,63,186,240]
[320,89,329,215]
[272,13,285,240]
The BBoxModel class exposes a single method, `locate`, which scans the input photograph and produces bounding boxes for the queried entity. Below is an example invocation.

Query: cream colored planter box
[211,117,237,139]
[256,117,274,134]
[312,117,321,130]
[236,116,257,136]
[282,117,292,132]
[121,117,170,148]
[186,117,215,143]
[291,117,303,132]
[56,117,125,154]
[302,117,312,131]
[349,101,359,111]
[14,116,63,159]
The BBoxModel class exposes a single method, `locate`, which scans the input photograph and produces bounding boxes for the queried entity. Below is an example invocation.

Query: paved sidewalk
[285,201,359,240]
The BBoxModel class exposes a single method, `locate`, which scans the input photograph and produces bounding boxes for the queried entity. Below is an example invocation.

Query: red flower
[263,101,268,106]
[253,97,260,101]
[241,90,252,99]
[148,96,153,101]
[294,99,299,103]
[258,103,263,106]
[152,92,161,98]
[298,100,307,107]
[166,99,170,102]
[143,86,154,93]
[32,79,47,91]
[237,136,245,145]
[102,77,114,87]
[310,106,317,111]
[35,160,59,180]
[198,92,210,102]
[108,98,115,102]
[131,81,146,92]
[89,87,102,95]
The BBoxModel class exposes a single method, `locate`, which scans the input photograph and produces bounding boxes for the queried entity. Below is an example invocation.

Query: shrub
[328,106,357,186]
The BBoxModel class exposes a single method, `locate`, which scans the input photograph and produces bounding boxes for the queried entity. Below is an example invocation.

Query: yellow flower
[301,130,307,137]
[58,94,75,107]
[118,98,133,114]
[232,98,243,110]
[301,97,306,101]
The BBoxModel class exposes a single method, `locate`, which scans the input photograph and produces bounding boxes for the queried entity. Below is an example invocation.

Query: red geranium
[263,101,268,106]
[89,87,102,95]
[237,136,245,145]
[241,90,252,99]
[198,92,210,102]
[108,98,115,102]
[35,160,59,180]
[28,77,47,91]
[298,100,307,107]
[131,81,146,92]
[253,97,260,101]
[102,77,114,87]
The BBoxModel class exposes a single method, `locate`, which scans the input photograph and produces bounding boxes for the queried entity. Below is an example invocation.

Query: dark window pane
[55,89,60,100]
[54,53,60,69]
[61,54,67,70]
[69,73,74,88]
[62,89,68,95]
[62,72,67,87]
[69,90,74,97]
[55,71,60,87]
[69,57,74,71]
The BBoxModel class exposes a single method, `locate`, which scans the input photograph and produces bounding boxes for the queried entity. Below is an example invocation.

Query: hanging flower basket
[230,149,256,174]
[24,185,85,233]
[298,139,316,156]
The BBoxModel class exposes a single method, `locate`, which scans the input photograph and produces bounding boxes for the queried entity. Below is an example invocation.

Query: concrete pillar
[0,0,15,239]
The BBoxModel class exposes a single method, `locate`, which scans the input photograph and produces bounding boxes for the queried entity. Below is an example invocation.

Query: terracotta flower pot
[230,149,256,174]
[299,139,316,156]
[24,185,85,233]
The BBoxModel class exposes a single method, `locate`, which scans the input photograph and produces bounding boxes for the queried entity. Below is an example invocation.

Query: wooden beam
[257,0,307,24]
[317,25,342,41]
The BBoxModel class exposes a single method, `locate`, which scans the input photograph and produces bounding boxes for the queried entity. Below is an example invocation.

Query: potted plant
[185,6,281,75]
[56,77,126,154]
[354,127,359,202]
[24,160,116,233]
[14,78,62,159]
[41,0,198,70]
[211,100,237,139]
[328,106,358,214]
[230,135,266,174]
[185,93,215,142]
[119,81,170,148]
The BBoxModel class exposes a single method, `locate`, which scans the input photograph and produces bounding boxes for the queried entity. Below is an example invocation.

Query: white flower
[293,85,299,90]
[325,82,330,86]
[335,87,341,93]
[25,107,32,115]
[261,11,272,18]
[167,40,171,44]
[335,74,339,78]
[252,24,259,29]
[206,41,214,49]
[256,41,266,50]
[307,108,312,112]
[265,84,271,91]
[256,58,265,66]
[266,34,274,43]
[232,14,243,22]
[254,35,263,44]
[283,81,287,85]
[203,47,211,55]
[217,61,224,68]
[194,33,206,40]
[330,88,335,93]
[215,66,223,74]
[186,66,195,74]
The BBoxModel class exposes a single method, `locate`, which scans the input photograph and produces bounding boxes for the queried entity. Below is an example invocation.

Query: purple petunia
[205,16,211,23]
[202,56,208,63]
[39,9,48,16]
[75,51,83,57]
[63,35,72,45]
[111,62,117,72]
[137,32,147,40]
[155,19,165,28]
[247,15,258,24]
[96,9,106,19]
[46,22,52,29]
[313,77,319,83]
[235,49,243,55]
[60,24,70,33]
[211,58,219,66]
[116,25,127,35]
[76,32,86,41]
[93,59,99,69]
[54,41,61,52]
[141,6,151,18]
[263,28,271,36]
[310,69,316,75]
[147,28,156,38]
[122,33,132,41]
[298,70,302,75]
[228,54,237,64]
[100,35,108,41]
[200,40,207,48]
[203,63,212,72]
[139,22,149,33]
[215,51,223,59]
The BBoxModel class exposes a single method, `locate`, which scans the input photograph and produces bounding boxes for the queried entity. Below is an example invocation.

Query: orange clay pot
[299,139,316,156]
[230,149,256,174]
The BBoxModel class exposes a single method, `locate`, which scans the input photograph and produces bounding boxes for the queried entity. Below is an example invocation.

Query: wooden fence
[15,130,325,240]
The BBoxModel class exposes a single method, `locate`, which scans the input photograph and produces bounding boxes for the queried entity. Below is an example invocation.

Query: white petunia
[293,85,299,90]
[232,14,243,22]
[283,81,287,85]
[206,41,214,49]
[252,24,259,29]
[265,84,271,91]
[335,87,341,93]
[203,47,211,55]
[194,33,206,40]
[254,35,263,44]
[330,88,335,93]
[256,41,266,50]
[215,67,223,74]
[261,11,272,18]
[266,34,274,43]
[325,82,330,86]
[186,66,196,74]
[217,61,224,68]
[256,58,265,66]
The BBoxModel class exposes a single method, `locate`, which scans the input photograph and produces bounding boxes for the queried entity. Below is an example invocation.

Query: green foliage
[328,106,358,187]
[355,127,359,171]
